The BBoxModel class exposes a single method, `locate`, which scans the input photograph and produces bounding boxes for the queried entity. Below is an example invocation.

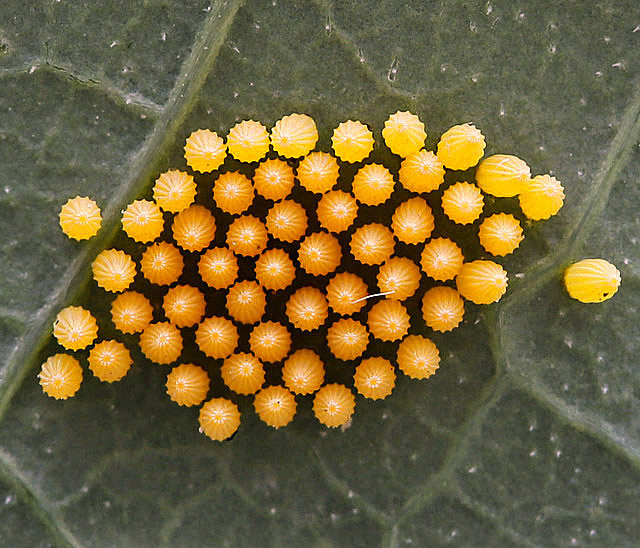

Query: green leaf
[1,1,640,546]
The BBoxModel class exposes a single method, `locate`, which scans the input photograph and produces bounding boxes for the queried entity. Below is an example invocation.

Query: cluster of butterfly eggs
[45,111,620,442]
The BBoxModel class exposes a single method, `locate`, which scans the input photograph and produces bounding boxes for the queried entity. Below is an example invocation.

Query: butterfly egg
[221,352,265,395]
[297,231,342,276]
[88,340,132,383]
[282,349,325,395]
[249,321,292,363]
[456,259,508,304]
[198,246,239,290]
[422,286,465,332]
[153,170,197,213]
[286,286,329,331]
[377,257,421,301]
[441,182,485,225]
[326,272,369,316]
[39,354,83,399]
[351,163,395,206]
[270,113,318,158]
[111,291,153,334]
[253,159,295,201]
[53,306,99,351]
[391,196,435,245]
[382,111,427,158]
[226,214,268,256]
[226,119,270,163]
[139,322,183,365]
[184,129,226,173]
[199,398,241,441]
[92,248,137,293]
[59,196,102,240]
[367,299,410,342]
[255,248,297,291]
[398,150,445,193]
[226,280,266,325]
[350,223,395,266]
[297,151,340,194]
[478,213,524,256]
[313,383,356,428]
[172,204,217,253]
[212,171,255,215]
[166,363,210,407]
[316,190,359,234]
[140,241,184,286]
[396,335,440,379]
[519,174,564,220]
[353,357,396,400]
[436,122,486,170]
[163,285,207,328]
[475,154,531,197]
[265,199,308,243]
[563,258,621,303]
[254,385,297,428]
[327,318,370,362]
[120,199,164,243]
[420,237,465,281]
[195,316,238,359]
[331,120,374,163]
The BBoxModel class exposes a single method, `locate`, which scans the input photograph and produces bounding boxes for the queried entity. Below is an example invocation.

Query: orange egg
[213,171,255,215]
[39,354,83,399]
[456,260,508,304]
[297,231,342,276]
[478,213,524,256]
[88,340,132,383]
[270,113,318,158]
[350,223,395,266]
[121,199,164,243]
[351,163,395,205]
[265,200,308,242]
[53,306,99,351]
[353,357,396,399]
[249,321,292,363]
[316,190,359,233]
[166,363,210,407]
[382,111,427,157]
[226,280,266,324]
[391,197,435,245]
[377,257,422,300]
[331,120,374,163]
[195,316,238,359]
[367,299,410,342]
[198,246,239,289]
[281,349,325,395]
[110,291,153,334]
[163,285,207,328]
[297,152,340,194]
[92,249,137,293]
[420,238,465,281]
[153,170,197,213]
[253,159,295,201]
[422,286,465,332]
[326,318,369,361]
[398,150,445,193]
[221,352,265,395]
[286,286,328,331]
[199,398,241,441]
[396,335,440,379]
[140,241,184,286]
[172,204,217,252]
[441,182,484,225]
[255,248,297,291]
[313,384,356,428]
[226,119,270,163]
[139,322,183,365]
[184,129,226,173]
[326,272,369,316]
[254,385,297,428]
[226,215,268,256]
[58,196,102,240]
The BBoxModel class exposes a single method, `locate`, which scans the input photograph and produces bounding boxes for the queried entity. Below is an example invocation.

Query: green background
[1,0,640,546]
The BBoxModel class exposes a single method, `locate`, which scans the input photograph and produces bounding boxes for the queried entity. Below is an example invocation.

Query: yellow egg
[519,174,564,220]
[331,120,374,163]
[226,119,270,163]
[441,182,484,225]
[456,260,508,304]
[478,213,524,256]
[59,196,102,240]
[398,150,445,193]
[564,259,621,303]
[184,129,227,173]
[153,170,197,213]
[270,113,318,158]
[121,199,164,243]
[475,154,531,197]
[53,306,99,351]
[382,111,427,157]
[437,123,486,170]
